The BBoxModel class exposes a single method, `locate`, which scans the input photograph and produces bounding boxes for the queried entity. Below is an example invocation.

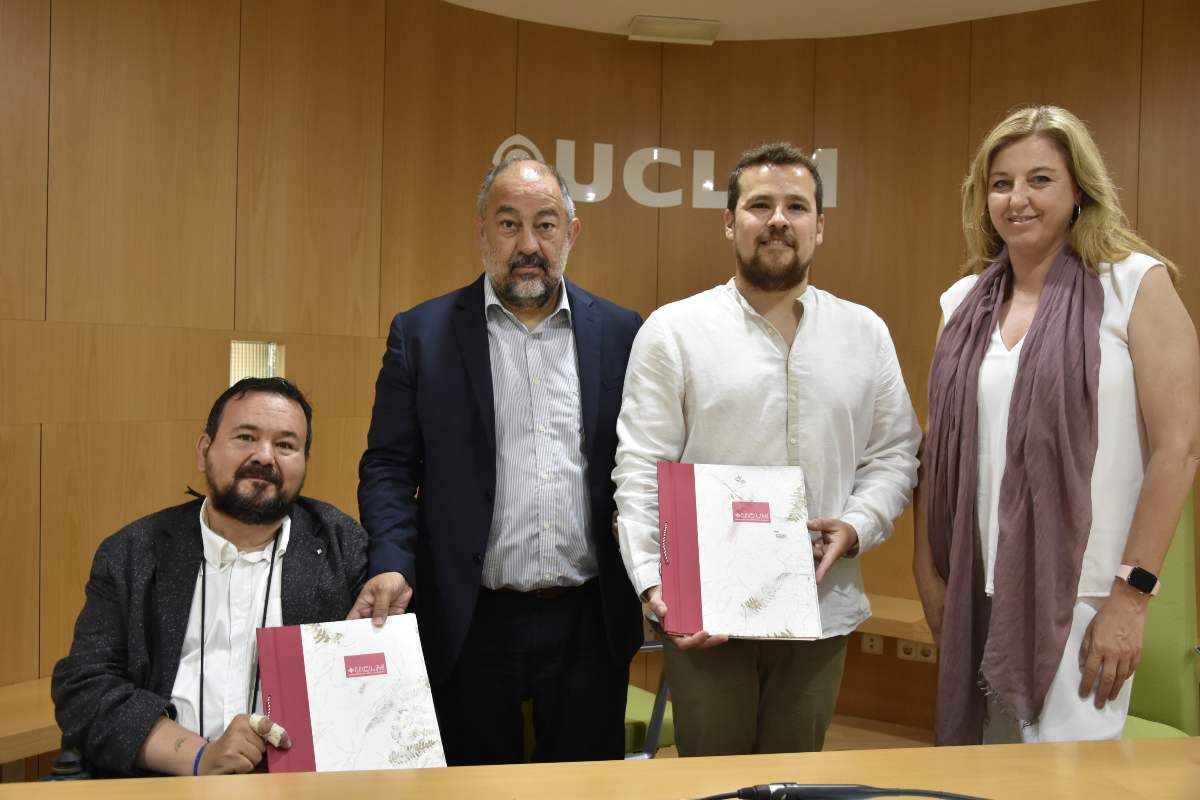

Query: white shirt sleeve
[939,274,979,326]
[612,313,687,597]
[838,323,921,555]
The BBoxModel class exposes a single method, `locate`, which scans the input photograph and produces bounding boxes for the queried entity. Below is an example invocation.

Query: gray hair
[477,156,577,222]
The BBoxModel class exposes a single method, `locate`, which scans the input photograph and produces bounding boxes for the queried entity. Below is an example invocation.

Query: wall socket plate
[860,633,883,655]
[897,638,937,663]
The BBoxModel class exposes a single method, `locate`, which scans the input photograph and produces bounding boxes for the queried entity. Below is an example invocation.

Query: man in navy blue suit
[352,157,643,765]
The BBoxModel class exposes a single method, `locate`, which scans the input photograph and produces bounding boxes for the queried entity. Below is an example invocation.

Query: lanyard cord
[198,529,281,738]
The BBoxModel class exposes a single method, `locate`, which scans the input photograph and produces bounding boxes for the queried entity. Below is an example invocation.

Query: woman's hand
[1078,582,1148,707]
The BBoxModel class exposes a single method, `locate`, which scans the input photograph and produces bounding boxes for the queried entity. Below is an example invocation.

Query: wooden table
[2,737,1196,798]
[0,679,58,764]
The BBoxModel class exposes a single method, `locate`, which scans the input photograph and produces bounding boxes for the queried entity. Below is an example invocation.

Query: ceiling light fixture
[628,15,720,46]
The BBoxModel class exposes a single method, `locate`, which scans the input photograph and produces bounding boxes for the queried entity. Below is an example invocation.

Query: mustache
[236,463,281,487]
[508,253,550,271]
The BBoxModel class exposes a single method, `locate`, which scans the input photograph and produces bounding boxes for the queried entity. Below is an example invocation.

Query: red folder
[658,460,703,636]
[255,625,317,773]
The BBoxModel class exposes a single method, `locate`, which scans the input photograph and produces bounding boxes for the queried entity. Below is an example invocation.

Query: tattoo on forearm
[174,737,186,752]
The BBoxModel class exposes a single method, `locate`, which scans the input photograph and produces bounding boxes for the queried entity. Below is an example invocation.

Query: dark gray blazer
[51,496,367,777]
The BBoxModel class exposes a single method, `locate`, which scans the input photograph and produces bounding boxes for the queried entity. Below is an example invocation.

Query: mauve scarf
[925,246,1103,744]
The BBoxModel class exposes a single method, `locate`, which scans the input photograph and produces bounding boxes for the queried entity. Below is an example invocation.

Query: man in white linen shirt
[52,378,367,776]
[613,142,921,756]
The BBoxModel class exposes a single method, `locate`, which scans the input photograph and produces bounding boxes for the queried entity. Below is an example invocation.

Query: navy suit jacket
[358,276,644,684]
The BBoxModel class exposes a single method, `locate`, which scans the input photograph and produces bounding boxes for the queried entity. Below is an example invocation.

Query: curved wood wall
[1,0,1197,730]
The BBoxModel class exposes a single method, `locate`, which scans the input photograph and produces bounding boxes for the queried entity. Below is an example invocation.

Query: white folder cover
[256,615,446,772]
[658,462,822,640]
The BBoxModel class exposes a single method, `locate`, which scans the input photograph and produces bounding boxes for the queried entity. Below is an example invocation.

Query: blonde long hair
[961,105,1177,280]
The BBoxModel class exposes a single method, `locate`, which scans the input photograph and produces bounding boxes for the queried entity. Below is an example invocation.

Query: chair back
[1127,494,1199,735]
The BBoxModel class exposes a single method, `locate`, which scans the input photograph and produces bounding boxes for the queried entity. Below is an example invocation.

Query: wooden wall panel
[272,334,361,421]
[815,24,971,599]
[303,417,371,522]
[40,421,203,672]
[46,0,238,329]
[0,0,49,321]
[1138,0,1200,602]
[264,333,382,421]
[379,0,517,331]
[0,321,228,426]
[356,337,388,419]
[62,326,227,423]
[969,0,1143,223]
[516,23,661,318]
[0,425,41,684]
[3,322,379,430]
[0,320,44,425]
[1139,0,1200,304]
[838,633,936,729]
[236,0,384,338]
[657,40,816,306]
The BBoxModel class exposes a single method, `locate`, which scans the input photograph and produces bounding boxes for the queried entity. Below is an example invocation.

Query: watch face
[1128,566,1157,594]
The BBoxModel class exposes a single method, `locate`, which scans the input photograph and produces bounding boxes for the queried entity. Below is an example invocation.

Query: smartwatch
[1116,564,1160,596]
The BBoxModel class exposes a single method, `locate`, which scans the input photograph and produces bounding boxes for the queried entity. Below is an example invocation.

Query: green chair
[1122,494,1199,738]
[623,640,675,759]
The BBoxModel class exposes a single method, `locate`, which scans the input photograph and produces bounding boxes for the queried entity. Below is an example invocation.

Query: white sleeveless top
[939,253,1162,596]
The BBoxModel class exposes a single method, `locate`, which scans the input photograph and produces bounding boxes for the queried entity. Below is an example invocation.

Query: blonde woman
[915,106,1199,744]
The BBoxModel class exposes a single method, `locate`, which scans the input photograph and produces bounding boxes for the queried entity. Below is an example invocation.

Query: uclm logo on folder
[732,501,771,523]
[344,653,387,679]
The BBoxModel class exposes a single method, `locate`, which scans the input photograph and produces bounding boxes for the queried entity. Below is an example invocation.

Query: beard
[483,246,567,310]
[206,460,301,525]
[735,242,812,292]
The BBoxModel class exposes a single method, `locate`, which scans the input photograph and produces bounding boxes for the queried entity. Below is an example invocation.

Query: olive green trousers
[662,631,848,756]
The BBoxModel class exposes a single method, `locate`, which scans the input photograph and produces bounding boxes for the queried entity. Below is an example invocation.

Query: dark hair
[477,156,576,221]
[205,377,314,455]
[726,142,823,214]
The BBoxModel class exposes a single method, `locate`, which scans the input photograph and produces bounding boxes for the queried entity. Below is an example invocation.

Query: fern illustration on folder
[658,462,822,640]
[256,615,446,772]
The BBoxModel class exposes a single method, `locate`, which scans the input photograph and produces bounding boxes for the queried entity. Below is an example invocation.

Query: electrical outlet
[860,633,883,655]
[897,639,938,663]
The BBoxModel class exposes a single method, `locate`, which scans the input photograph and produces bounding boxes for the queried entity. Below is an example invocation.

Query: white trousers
[983,598,1133,743]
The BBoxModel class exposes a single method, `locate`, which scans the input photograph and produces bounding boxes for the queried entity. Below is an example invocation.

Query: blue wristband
[192,740,209,776]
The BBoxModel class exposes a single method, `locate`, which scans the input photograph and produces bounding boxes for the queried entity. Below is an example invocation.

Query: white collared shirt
[480,277,596,591]
[613,280,921,637]
[170,500,290,740]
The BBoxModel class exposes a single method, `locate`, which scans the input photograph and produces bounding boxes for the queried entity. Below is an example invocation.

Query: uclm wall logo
[492,136,839,209]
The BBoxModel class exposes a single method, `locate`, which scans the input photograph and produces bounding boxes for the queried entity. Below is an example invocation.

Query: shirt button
[543,521,551,530]
[540,471,548,479]
[537,424,545,433]
[533,377,541,385]
[789,437,797,444]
